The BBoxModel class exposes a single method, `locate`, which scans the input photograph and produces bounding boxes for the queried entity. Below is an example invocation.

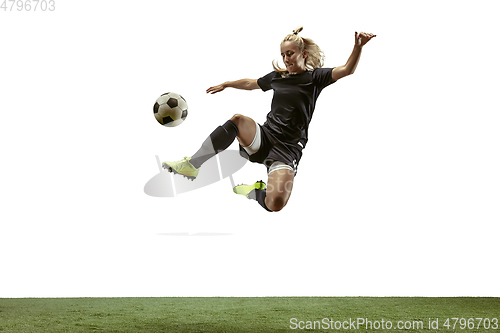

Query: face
[280,41,307,74]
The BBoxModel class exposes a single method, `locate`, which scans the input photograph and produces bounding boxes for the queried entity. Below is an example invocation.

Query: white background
[1,0,499,297]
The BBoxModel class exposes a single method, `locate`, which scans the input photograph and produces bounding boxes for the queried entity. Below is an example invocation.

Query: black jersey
[257,67,335,148]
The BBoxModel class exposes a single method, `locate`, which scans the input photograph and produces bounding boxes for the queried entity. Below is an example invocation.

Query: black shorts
[239,123,303,175]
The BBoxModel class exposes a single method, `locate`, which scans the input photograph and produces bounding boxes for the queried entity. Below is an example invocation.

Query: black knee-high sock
[249,189,272,212]
[190,120,239,169]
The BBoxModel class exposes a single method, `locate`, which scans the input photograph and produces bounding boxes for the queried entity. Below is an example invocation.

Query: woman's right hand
[206,83,226,94]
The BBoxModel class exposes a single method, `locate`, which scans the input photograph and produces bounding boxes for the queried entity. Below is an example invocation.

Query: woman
[163,27,376,212]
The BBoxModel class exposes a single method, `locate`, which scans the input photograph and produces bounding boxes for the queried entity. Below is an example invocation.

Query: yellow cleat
[162,157,199,180]
[233,180,266,198]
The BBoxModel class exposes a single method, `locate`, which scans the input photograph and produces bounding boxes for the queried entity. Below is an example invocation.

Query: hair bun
[292,26,303,35]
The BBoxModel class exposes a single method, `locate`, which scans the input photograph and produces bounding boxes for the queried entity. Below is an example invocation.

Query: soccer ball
[153,92,188,127]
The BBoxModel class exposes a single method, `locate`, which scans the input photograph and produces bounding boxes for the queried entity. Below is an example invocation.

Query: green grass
[0,298,498,332]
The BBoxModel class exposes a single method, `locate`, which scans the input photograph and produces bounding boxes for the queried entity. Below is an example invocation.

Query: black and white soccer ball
[153,92,188,127]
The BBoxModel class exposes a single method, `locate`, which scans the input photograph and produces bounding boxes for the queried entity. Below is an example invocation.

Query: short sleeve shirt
[257,67,335,147]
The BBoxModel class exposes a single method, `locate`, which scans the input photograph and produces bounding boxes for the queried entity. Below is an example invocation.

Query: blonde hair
[273,26,325,74]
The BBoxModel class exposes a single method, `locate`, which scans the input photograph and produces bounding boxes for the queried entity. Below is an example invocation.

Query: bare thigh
[230,114,256,147]
[265,169,294,212]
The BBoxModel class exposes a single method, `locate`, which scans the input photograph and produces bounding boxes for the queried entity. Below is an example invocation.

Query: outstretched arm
[207,79,259,94]
[331,32,376,82]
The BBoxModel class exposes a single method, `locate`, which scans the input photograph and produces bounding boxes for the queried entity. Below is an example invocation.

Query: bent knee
[230,114,244,125]
[266,195,287,212]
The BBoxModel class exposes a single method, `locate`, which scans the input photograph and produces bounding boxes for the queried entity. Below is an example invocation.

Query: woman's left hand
[355,32,376,46]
